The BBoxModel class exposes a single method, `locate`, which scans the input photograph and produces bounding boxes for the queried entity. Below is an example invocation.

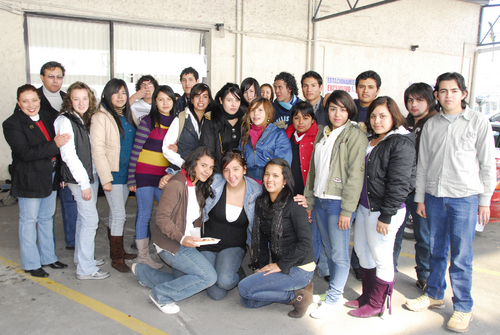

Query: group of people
[3,61,495,333]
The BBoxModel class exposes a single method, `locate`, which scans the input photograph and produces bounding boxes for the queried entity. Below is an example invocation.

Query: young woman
[238,159,315,318]
[303,91,368,318]
[3,84,69,277]
[198,149,261,300]
[260,84,274,102]
[347,96,416,318]
[162,83,213,170]
[200,83,245,170]
[90,78,138,273]
[131,147,216,315]
[127,85,176,269]
[240,77,261,112]
[55,82,109,280]
[239,97,292,183]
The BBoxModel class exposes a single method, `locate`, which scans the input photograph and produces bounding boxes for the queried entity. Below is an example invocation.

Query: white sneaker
[76,269,110,280]
[310,299,344,319]
[149,292,180,314]
[95,259,105,266]
[131,263,137,275]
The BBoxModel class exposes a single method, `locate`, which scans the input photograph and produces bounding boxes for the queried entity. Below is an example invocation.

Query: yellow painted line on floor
[0,255,168,335]
[347,242,500,276]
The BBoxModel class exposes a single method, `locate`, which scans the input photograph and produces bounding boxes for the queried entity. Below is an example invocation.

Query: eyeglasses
[47,75,63,80]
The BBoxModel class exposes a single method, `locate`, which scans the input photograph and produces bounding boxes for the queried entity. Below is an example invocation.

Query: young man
[273,72,301,128]
[301,71,326,126]
[405,73,496,333]
[38,61,76,255]
[176,67,199,113]
[129,75,159,120]
[354,70,381,122]
[393,83,438,290]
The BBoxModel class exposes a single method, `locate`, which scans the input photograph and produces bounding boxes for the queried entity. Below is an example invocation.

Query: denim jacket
[203,174,262,246]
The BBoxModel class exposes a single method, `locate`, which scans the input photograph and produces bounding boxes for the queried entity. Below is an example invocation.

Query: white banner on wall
[326,76,357,99]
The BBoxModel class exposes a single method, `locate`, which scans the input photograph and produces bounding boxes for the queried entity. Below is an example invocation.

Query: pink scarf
[249,124,264,147]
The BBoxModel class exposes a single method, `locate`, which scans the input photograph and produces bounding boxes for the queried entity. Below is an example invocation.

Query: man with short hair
[301,71,326,126]
[176,67,199,113]
[354,70,381,122]
[393,83,438,290]
[38,61,76,252]
[405,72,495,333]
[273,72,301,128]
[129,75,159,120]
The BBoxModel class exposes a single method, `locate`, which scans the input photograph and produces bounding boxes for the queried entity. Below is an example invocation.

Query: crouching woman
[238,159,315,318]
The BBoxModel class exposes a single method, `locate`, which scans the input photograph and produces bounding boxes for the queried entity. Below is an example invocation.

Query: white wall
[0,0,481,179]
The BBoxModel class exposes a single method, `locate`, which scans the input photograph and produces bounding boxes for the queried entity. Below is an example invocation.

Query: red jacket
[286,122,319,186]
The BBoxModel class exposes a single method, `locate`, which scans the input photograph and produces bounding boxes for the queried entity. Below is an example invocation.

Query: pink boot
[345,267,376,309]
[348,276,394,318]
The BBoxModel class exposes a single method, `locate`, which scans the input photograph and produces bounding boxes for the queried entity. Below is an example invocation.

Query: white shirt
[130,99,151,121]
[313,124,346,199]
[54,114,96,190]
[162,108,202,168]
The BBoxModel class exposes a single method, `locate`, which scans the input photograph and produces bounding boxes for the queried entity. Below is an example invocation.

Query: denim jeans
[104,184,129,236]
[394,193,430,280]
[68,179,100,276]
[135,186,161,240]
[314,197,352,304]
[18,191,58,270]
[135,245,217,304]
[354,205,406,282]
[200,247,246,300]
[238,266,314,308]
[59,186,78,248]
[424,194,477,313]
[310,210,329,277]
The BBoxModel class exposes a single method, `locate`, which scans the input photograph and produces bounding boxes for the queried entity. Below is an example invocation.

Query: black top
[290,136,304,195]
[199,187,248,252]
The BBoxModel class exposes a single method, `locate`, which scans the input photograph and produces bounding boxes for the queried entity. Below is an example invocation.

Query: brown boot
[121,235,137,260]
[288,281,314,318]
[109,235,130,273]
[136,238,162,269]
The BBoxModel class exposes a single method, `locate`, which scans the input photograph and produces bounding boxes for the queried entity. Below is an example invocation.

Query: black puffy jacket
[365,128,416,224]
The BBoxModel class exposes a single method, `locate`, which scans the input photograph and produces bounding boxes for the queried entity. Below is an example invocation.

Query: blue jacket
[239,123,292,181]
[203,174,262,246]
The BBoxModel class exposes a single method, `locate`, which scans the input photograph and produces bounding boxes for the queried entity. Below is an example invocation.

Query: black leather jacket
[365,129,416,224]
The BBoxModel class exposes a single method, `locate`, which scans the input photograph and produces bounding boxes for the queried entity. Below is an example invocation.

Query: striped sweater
[127,114,174,188]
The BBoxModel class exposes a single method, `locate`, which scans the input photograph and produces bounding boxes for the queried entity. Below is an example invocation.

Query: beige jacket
[90,106,137,185]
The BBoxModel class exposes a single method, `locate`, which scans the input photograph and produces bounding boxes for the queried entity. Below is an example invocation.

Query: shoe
[46,261,68,269]
[131,262,137,275]
[25,268,49,278]
[447,311,473,333]
[95,259,106,266]
[345,267,376,309]
[353,268,362,281]
[405,294,445,312]
[310,300,341,319]
[77,269,110,280]
[110,234,131,273]
[136,238,162,269]
[288,281,313,318]
[66,246,75,250]
[313,293,326,304]
[149,292,180,314]
[416,279,427,291]
[108,228,136,260]
[348,276,393,318]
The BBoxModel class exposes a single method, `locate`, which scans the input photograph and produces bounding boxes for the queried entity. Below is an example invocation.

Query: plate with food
[196,237,221,246]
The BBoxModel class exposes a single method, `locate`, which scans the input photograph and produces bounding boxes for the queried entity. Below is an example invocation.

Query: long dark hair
[99,79,136,137]
[150,85,177,134]
[258,158,294,208]
[240,77,261,106]
[188,83,213,118]
[182,146,216,209]
[60,81,98,129]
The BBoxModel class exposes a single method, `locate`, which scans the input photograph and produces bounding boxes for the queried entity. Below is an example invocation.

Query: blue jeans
[59,186,78,247]
[310,210,329,277]
[135,245,217,304]
[394,193,430,280]
[18,191,59,270]
[104,184,129,236]
[424,194,477,313]
[68,179,100,276]
[314,198,352,304]
[238,266,314,308]
[135,186,161,240]
[200,247,246,300]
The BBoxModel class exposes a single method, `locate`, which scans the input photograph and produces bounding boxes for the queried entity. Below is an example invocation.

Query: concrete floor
[1,194,499,335]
